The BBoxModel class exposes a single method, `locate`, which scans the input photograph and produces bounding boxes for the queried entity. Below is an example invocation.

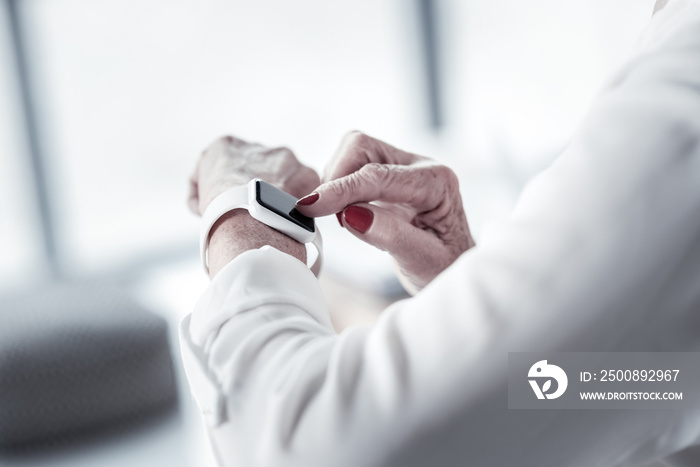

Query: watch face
[255,180,315,232]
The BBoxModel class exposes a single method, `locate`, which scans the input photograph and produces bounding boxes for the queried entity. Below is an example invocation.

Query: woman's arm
[206,210,305,278]
[181,4,700,466]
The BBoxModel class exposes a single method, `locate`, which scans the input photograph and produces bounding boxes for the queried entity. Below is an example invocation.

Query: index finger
[297,162,451,218]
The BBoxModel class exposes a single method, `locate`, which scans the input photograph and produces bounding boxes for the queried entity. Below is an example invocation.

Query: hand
[295,131,475,294]
[188,135,321,278]
[188,135,320,216]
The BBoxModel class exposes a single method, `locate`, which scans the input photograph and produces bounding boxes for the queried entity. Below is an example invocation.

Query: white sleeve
[180,4,700,467]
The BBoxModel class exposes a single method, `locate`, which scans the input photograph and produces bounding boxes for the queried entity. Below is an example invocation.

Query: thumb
[340,203,444,269]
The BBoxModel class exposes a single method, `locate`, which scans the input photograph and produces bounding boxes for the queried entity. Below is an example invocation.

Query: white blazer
[180,2,700,466]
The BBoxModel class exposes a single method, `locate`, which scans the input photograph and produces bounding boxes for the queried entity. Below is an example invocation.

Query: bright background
[0,0,655,465]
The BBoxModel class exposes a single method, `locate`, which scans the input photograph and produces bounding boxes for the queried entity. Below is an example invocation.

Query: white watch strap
[307,232,323,276]
[200,183,323,276]
[199,184,250,274]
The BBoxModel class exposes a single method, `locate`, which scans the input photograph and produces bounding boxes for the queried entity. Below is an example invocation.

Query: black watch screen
[255,180,315,232]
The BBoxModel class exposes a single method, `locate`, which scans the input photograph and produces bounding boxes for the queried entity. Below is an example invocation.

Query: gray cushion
[0,281,177,448]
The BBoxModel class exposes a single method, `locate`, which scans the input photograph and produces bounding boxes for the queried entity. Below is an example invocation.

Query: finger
[209,134,249,151]
[296,162,451,217]
[322,131,423,184]
[339,203,446,275]
[187,160,200,215]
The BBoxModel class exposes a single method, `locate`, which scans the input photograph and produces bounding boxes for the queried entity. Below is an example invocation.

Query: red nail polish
[343,206,373,234]
[296,192,319,206]
[336,211,343,227]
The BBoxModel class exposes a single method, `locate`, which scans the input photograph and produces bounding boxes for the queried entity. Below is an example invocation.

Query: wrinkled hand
[295,131,475,294]
[188,135,320,216]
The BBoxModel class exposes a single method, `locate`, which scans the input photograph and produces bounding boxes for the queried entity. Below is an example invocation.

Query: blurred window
[0,3,42,290]
[1,0,656,285]
[22,0,416,273]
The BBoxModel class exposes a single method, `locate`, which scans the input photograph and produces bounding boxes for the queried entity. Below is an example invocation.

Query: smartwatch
[200,179,322,275]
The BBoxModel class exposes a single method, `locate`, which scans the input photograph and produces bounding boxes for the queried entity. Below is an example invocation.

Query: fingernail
[296,192,319,206]
[343,206,373,234]
[336,211,343,227]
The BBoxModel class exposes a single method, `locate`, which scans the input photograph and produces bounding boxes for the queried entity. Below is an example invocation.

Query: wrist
[208,209,307,278]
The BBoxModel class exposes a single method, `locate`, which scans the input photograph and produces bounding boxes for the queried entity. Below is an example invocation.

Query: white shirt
[180,3,700,466]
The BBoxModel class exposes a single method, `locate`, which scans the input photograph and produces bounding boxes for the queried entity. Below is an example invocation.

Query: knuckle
[206,135,235,154]
[343,129,362,141]
[432,164,459,187]
[327,179,348,198]
[344,130,370,149]
[359,162,389,183]
[269,146,296,160]
[217,135,235,145]
[280,147,296,159]
[330,169,368,198]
